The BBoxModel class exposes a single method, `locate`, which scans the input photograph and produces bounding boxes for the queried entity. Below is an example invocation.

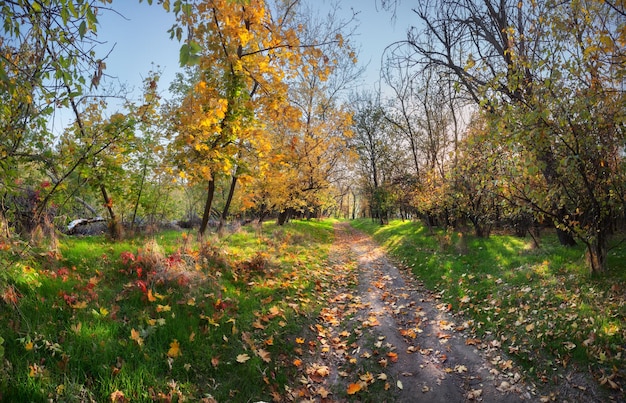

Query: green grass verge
[351,218,626,392]
[0,219,335,402]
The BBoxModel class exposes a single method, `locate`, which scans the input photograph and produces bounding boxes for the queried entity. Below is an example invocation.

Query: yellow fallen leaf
[167,339,181,358]
[157,304,171,312]
[347,382,362,395]
[360,372,374,383]
[147,289,157,302]
[269,306,281,316]
[71,301,88,309]
[525,323,535,332]
[257,349,271,363]
[295,337,305,344]
[315,365,330,377]
[317,386,330,398]
[378,373,387,380]
[24,341,34,351]
[110,389,126,402]
[455,364,468,373]
[130,328,144,347]
[397,380,403,390]
[236,353,250,363]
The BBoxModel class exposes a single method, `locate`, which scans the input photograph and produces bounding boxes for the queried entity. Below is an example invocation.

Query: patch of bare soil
[288,223,605,402]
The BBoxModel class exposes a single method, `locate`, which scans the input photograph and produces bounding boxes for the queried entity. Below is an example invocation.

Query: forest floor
[290,222,605,402]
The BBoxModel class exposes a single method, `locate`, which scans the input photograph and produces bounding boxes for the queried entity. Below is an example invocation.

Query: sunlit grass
[0,219,335,401]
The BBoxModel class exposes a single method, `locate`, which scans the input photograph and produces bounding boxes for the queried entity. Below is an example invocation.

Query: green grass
[351,218,626,393]
[0,219,335,402]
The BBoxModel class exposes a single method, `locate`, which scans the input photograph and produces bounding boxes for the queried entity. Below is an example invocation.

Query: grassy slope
[351,219,626,395]
[0,220,335,402]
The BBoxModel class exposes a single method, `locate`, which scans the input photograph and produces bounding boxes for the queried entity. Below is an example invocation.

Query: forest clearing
[1,0,625,401]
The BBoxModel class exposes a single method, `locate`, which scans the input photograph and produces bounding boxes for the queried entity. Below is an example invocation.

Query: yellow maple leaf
[295,337,305,344]
[130,328,144,347]
[24,341,34,351]
[157,304,171,312]
[167,339,181,358]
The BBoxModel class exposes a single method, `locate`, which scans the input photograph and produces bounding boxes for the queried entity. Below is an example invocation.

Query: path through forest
[293,222,540,402]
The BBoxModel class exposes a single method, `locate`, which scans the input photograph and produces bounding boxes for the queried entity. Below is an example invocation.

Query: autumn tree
[169,0,310,236]
[268,1,359,224]
[388,0,626,272]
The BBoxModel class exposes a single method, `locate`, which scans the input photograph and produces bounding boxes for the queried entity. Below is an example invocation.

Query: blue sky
[95,0,417,93]
[98,0,414,87]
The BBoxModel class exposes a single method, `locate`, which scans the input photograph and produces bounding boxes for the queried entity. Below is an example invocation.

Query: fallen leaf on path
[467,389,483,400]
[317,386,330,398]
[397,380,403,390]
[360,372,374,383]
[455,364,467,373]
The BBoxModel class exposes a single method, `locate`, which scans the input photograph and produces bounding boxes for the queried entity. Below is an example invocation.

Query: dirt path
[294,222,538,402]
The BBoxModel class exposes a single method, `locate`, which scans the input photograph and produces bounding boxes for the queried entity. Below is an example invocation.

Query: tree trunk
[277,208,293,226]
[218,175,238,233]
[257,203,268,224]
[199,179,216,237]
[100,184,122,240]
[130,162,147,232]
[585,238,607,274]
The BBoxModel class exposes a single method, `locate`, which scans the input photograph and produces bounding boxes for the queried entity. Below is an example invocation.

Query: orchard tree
[351,93,401,225]
[388,0,626,272]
